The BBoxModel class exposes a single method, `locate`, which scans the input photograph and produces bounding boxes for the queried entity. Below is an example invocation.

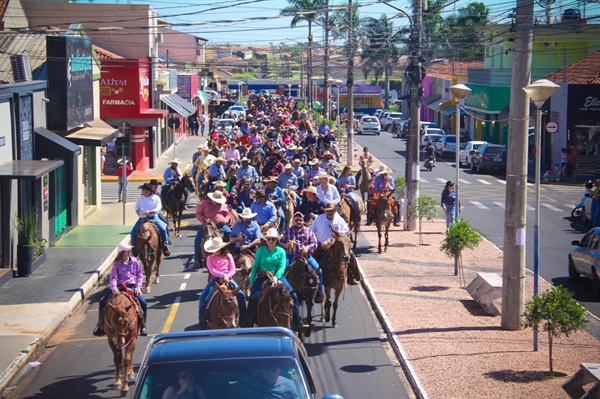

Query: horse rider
[277,163,299,191]
[162,159,184,203]
[319,131,339,162]
[280,211,323,303]
[197,237,246,329]
[207,157,226,196]
[93,242,148,337]
[263,176,287,229]
[131,183,171,257]
[194,145,215,182]
[191,145,204,177]
[294,147,308,168]
[310,202,362,285]
[229,207,263,257]
[262,152,284,179]
[298,186,323,225]
[304,130,317,149]
[237,157,258,186]
[319,151,339,178]
[238,181,255,209]
[367,166,400,227]
[246,228,309,329]
[194,190,231,265]
[248,130,265,157]
[337,166,361,222]
[249,189,278,232]
[147,179,169,227]
[316,172,341,206]
[306,159,325,184]
[290,158,306,190]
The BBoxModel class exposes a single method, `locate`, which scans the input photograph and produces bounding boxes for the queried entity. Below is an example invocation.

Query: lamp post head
[326,78,335,85]
[310,76,319,82]
[335,79,343,85]
[523,79,559,107]
[449,84,472,101]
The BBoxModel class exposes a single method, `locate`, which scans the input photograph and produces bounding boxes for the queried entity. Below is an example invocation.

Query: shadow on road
[20,369,117,399]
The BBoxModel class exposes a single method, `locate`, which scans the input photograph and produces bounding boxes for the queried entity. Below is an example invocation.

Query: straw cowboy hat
[168,158,180,164]
[239,208,258,219]
[292,158,301,164]
[284,163,293,169]
[305,186,317,194]
[241,157,249,162]
[197,144,206,149]
[308,159,319,166]
[322,201,336,211]
[295,146,304,151]
[263,176,278,184]
[287,144,297,151]
[251,189,266,199]
[376,165,389,176]
[215,157,225,162]
[322,151,333,158]
[214,181,226,188]
[317,172,330,180]
[203,237,230,253]
[265,228,281,240]
[207,190,226,204]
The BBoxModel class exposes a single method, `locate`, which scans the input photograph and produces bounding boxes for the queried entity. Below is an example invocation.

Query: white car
[358,115,381,135]
[569,228,600,296]
[227,106,246,118]
[459,141,487,168]
[435,135,457,158]
[383,112,403,131]
[421,132,444,147]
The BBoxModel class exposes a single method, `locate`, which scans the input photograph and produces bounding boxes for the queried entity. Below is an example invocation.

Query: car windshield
[428,134,442,142]
[136,357,310,399]
[444,136,456,143]
[218,120,233,126]
[472,144,483,150]
[485,148,505,155]
[230,107,243,111]
[363,117,377,122]
[390,113,402,118]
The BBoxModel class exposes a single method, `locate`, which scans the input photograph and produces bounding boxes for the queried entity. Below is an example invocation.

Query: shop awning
[0,159,63,179]
[426,99,451,112]
[161,93,195,117]
[422,94,442,107]
[440,105,467,116]
[197,90,209,105]
[35,127,82,159]
[141,109,169,118]
[65,119,120,147]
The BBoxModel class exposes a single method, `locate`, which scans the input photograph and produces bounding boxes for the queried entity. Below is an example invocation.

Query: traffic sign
[545,120,559,134]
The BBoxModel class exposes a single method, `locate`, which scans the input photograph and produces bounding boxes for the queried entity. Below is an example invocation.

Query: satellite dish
[536,0,556,7]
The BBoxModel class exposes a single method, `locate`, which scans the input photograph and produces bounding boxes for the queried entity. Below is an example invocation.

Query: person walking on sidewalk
[93,242,148,337]
[441,181,461,229]
[117,159,133,203]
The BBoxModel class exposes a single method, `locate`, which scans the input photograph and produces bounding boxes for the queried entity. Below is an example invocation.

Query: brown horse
[281,188,297,231]
[205,282,242,329]
[134,220,163,293]
[198,220,222,267]
[248,147,263,175]
[338,193,363,249]
[104,292,138,395]
[285,256,320,337]
[373,193,394,253]
[163,173,196,237]
[358,163,372,204]
[234,252,253,298]
[195,168,209,203]
[306,145,318,163]
[314,229,351,328]
[257,278,294,329]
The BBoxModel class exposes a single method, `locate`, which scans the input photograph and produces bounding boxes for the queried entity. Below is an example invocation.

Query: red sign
[545,120,559,134]
[100,59,152,118]
[43,187,49,199]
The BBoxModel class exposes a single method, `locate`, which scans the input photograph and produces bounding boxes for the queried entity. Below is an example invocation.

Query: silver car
[435,135,457,158]
[459,141,486,168]
[358,115,381,135]
[569,228,600,296]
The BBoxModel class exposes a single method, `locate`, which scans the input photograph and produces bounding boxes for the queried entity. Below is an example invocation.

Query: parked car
[380,111,390,124]
[421,132,444,147]
[471,143,507,174]
[435,135,457,158]
[459,140,487,168]
[227,105,246,118]
[216,118,235,131]
[259,89,270,96]
[374,109,386,119]
[395,120,410,138]
[130,328,344,399]
[569,228,600,296]
[358,115,381,135]
[383,112,403,131]
[420,121,439,131]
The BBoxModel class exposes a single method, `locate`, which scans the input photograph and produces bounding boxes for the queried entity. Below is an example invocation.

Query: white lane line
[459,179,471,184]
[526,205,535,211]
[477,179,492,185]
[470,201,489,209]
[436,178,447,183]
[542,203,563,212]
[497,180,507,185]
[184,273,191,280]
[564,204,576,209]
[494,202,505,209]
[420,178,429,183]
[179,283,187,291]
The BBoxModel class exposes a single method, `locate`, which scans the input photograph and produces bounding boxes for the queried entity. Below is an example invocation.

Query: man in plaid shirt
[306,159,325,185]
[280,211,323,302]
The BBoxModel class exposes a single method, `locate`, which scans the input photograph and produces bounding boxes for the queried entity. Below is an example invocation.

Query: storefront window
[83,146,95,210]
[575,125,600,157]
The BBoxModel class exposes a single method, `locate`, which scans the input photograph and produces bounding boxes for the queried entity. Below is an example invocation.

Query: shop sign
[582,96,600,111]
[100,59,152,118]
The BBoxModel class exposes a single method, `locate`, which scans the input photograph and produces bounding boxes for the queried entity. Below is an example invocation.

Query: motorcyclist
[422,141,437,167]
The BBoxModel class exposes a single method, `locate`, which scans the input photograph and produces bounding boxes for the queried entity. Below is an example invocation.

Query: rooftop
[544,49,600,84]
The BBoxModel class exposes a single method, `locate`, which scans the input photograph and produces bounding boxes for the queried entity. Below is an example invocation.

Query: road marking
[180,221,189,228]
[542,203,562,212]
[162,296,181,333]
[526,205,535,211]
[494,202,505,209]
[497,180,507,185]
[459,179,471,184]
[184,273,191,280]
[470,201,489,209]
[436,178,447,184]
[477,179,492,185]
[565,204,576,209]
[179,283,187,291]
[419,178,429,183]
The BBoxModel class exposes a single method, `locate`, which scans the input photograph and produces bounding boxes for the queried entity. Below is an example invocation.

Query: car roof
[466,140,487,144]
[486,144,506,148]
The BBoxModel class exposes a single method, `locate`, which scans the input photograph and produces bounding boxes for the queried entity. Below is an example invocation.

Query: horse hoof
[120,389,128,397]
[145,287,151,294]
[304,328,312,338]
[332,321,338,328]
[325,316,330,323]
[128,373,136,381]
[114,382,122,390]
[155,278,160,284]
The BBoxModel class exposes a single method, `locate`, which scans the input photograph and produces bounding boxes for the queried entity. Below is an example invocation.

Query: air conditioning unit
[10,54,32,83]
[542,42,556,48]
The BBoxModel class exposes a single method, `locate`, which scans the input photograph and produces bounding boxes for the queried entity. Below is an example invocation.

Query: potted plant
[440,218,482,287]
[14,209,38,277]
[523,285,589,378]
[156,79,166,91]
[407,195,439,245]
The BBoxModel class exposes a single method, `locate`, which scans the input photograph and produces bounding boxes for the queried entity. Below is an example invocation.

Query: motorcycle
[424,156,434,172]
[388,120,401,135]
[572,188,593,224]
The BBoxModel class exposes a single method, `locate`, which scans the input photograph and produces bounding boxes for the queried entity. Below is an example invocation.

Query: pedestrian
[117,159,133,203]
[441,181,461,229]
[188,111,200,136]
[199,112,207,136]
[566,144,578,183]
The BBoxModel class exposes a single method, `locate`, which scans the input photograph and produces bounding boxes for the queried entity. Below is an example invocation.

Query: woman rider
[245,228,308,328]
[93,242,148,337]
[337,165,361,222]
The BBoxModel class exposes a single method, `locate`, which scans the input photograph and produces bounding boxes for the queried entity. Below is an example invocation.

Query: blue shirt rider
[163,159,187,204]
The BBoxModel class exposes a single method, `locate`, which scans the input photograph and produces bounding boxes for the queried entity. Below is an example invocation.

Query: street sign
[545,120,559,134]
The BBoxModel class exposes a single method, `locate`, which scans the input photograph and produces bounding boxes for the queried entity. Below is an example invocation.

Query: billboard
[100,59,152,118]
[176,74,198,100]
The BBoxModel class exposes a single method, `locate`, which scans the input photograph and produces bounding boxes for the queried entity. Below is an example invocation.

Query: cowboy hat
[197,144,206,149]
[322,201,336,211]
[317,172,330,180]
[239,208,258,219]
[265,228,280,239]
[241,157,249,162]
[305,186,317,194]
[168,159,180,164]
[118,242,133,252]
[149,179,162,186]
[292,158,301,163]
[268,152,282,159]
[295,146,304,151]
[376,165,389,176]
[287,144,297,151]
[139,183,153,191]
[207,190,227,204]
[263,176,278,183]
[251,189,266,199]
[203,237,230,253]
[322,151,333,158]
[308,159,319,166]
[214,180,226,188]
[215,157,225,162]
[284,163,293,169]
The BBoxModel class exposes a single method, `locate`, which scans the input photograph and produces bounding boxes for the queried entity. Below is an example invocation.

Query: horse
[285,256,320,337]
[373,193,394,253]
[134,219,164,293]
[338,194,363,249]
[314,229,351,328]
[358,163,372,205]
[248,147,263,175]
[163,173,196,238]
[104,292,138,395]
[196,168,209,203]
[281,189,297,231]
[257,278,294,329]
[233,252,253,298]
[205,281,242,329]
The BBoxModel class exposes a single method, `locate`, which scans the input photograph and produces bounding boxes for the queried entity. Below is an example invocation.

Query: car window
[472,144,483,150]
[485,148,505,155]
[592,234,600,249]
[390,113,402,118]
[580,231,594,247]
[444,136,456,143]
[363,117,377,122]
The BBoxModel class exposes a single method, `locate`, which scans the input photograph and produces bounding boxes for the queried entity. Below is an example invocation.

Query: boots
[163,244,171,257]
[92,309,105,336]
[314,288,323,304]
[139,312,148,336]
[118,193,122,203]
[366,214,373,226]
[293,308,310,329]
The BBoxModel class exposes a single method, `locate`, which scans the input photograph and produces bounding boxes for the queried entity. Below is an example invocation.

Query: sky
[108,0,594,46]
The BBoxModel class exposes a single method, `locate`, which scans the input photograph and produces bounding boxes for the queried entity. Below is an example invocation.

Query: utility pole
[405,0,423,231]
[323,0,330,118]
[501,0,534,331]
[307,28,314,107]
[346,0,354,166]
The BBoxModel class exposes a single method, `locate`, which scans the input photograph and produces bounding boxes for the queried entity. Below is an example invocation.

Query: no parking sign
[545,120,559,134]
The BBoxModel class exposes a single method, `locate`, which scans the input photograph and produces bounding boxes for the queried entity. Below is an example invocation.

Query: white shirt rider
[310,212,349,242]
[135,193,162,217]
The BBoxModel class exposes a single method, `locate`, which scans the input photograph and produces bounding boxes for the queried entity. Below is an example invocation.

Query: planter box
[31,252,47,275]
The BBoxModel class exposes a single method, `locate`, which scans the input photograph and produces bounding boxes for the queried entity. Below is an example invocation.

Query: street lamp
[288,84,292,96]
[310,76,319,110]
[298,84,303,101]
[335,79,343,126]
[522,78,559,351]
[326,78,334,119]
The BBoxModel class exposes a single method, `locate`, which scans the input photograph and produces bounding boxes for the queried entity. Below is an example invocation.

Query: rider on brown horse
[194,191,231,264]
[229,208,263,256]
[93,242,148,337]
[130,183,171,256]
[366,166,400,227]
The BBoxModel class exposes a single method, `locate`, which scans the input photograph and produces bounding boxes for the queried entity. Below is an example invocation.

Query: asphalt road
[11,204,412,399]
[355,130,600,320]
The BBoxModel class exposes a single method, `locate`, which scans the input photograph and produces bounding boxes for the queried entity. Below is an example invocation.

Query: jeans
[198,278,246,324]
[99,286,147,314]
[445,206,457,229]
[131,215,170,246]
[118,176,128,194]
[194,223,231,261]
[201,124,206,136]
[298,177,306,190]
[248,274,300,323]
[285,254,322,292]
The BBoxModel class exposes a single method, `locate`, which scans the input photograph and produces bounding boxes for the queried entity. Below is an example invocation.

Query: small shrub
[407,195,439,244]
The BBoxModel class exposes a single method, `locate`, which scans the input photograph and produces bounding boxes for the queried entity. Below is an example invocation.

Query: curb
[0,236,130,394]
[101,177,163,183]
[356,259,429,399]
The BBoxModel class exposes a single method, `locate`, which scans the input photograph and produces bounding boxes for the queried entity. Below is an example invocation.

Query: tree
[407,195,439,245]
[440,218,482,287]
[523,286,589,377]
[442,2,490,61]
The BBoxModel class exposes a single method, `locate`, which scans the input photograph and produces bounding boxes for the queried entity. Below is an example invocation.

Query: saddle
[117,284,143,318]
[258,275,279,305]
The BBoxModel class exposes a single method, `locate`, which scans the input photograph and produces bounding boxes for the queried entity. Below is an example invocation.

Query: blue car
[131,327,345,399]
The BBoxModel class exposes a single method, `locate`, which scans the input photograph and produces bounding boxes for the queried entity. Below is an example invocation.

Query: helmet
[585,180,594,189]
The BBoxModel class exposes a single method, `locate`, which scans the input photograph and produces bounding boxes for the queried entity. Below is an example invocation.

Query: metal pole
[300,47,304,100]
[121,143,126,225]
[501,0,534,331]
[323,0,330,118]
[455,100,461,275]
[533,105,542,351]
[307,32,313,107]
[346,0,354,167]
